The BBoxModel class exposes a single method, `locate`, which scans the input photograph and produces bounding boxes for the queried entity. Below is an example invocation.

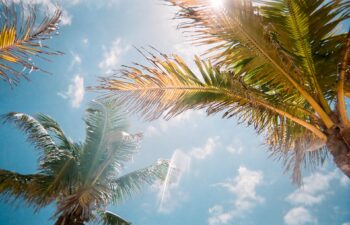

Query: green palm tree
[0,2,62,85]
[93,0,350,183]
[0,101,169,225]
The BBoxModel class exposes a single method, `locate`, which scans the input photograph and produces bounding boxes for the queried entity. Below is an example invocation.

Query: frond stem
[227,10,334,129]
[286,0,332,115]
[115,85,327,142]
[337,30,350,127]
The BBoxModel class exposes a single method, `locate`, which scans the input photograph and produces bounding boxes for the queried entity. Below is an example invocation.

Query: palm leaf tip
[0,2,63,85]
[100,211,131,225]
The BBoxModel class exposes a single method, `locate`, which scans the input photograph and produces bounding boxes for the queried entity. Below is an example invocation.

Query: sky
[0,0,349,225]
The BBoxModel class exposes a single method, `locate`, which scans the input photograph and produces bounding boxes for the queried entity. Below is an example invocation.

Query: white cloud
[342,223,350,225]
[226,139,243,155]
[339,174,350,186]
[283,170,349,225]
[208,167,264,225]
[145,110,204,137]
[208,205,232,225]
[69,52,82,69]
[60,10,72,26]
[190,136,219,160]
[71,0,121,8]
[284,207,316,225]
[58,75,85,108]
[67,0,81,5]
[286,171,336,206]
[98,38,130,71]
[8,0,72,26]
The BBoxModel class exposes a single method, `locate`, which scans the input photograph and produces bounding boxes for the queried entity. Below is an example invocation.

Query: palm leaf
[94,51,325,138]
[34,113,75,152]
[100,211,131,225]
[1,112,80,196]
[93,51,329,183]
[110,159,169,203]
[167,0,341,128]
[1,112,58,158]
[0,3,62,85]
[81,101,140,182]
[0,169,54,207]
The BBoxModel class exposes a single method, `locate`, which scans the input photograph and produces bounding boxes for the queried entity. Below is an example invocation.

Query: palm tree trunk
[327,127,350,177]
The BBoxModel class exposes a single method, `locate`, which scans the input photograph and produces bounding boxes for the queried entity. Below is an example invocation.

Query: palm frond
[1,112,58,157]
[93,51,331,182]
[1,112,80,197]
[166,0,338,128]
[34,113,75,152]
[0,169,53,207]
[54,185,112,223]
[110,159,169,203]
[100,211,131,225]
[259,0,350,110]
[0,3,62,85]
[337,30,350,126]
[94,51,325,140]
[81,101,140,182]
[266,121,328,184]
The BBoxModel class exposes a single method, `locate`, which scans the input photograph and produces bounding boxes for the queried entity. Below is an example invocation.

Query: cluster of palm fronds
[94,0,350,183]
[0,2,62,85]
[0,102,169,225]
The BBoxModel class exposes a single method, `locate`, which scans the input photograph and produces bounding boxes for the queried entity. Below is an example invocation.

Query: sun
[210,0,224,9]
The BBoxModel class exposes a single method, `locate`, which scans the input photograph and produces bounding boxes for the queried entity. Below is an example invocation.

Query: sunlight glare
[210,0,224,9]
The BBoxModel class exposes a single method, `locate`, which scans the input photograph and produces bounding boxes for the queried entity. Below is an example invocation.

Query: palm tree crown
[93,0,350,183]
[0,102,169,225]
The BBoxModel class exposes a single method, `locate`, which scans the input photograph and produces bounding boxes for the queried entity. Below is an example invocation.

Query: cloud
[58,75,85,108]
[8,0,72,26]
[286,171,336,206]
[208,205,233,225]
[190,136,219,160]
[284,207,316,225]
[208,166,264,225]
[339,174,350,186]
[60,10,72,26]
[70,0,121,8]
[144,110,204,137]
[98,38,130,72]
[226,139,243,155]
[69,52,82,69]
[284,170,349,225]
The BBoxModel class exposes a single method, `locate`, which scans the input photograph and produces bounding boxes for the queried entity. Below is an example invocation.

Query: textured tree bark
[326,127,350,178]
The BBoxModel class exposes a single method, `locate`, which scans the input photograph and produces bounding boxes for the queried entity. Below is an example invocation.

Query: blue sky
[0,0,349,225]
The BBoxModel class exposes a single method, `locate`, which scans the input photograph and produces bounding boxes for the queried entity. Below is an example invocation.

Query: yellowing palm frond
[0,3,62,85]
[93,51,329,183]
[92,0,350,183]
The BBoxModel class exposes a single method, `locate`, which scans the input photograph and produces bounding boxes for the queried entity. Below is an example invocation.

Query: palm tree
[0,101,169,225]
[0,2,62,85]
[93,0,350,183]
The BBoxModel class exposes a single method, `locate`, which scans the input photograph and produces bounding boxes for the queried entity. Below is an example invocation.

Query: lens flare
[210,0,224,9]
